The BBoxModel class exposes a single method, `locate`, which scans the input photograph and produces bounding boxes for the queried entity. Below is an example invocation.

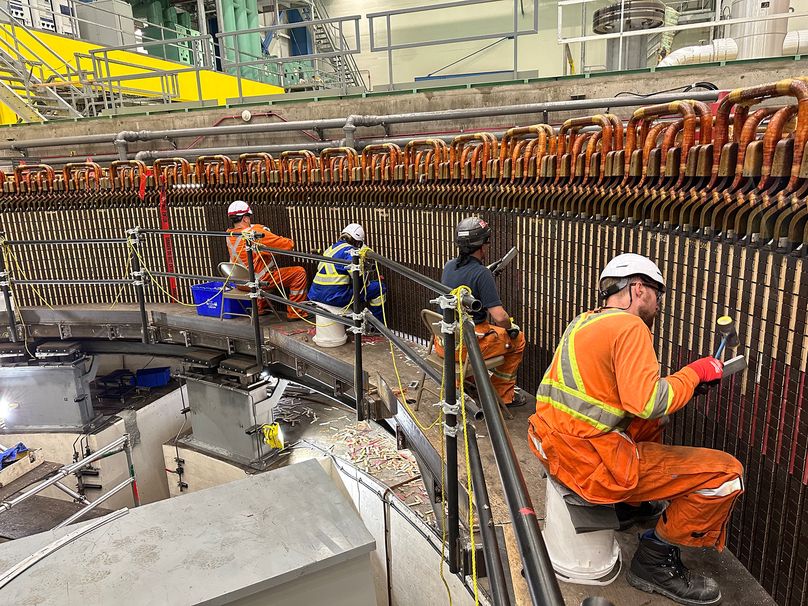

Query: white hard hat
[599,253,665,298]
[341,223,365,243]
[227,200,252,216]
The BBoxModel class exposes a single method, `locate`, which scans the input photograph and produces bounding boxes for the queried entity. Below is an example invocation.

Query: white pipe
[658,38,738,66]
[783,30,808,55]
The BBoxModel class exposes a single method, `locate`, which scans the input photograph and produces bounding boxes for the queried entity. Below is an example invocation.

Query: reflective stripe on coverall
[307,241,387,321]
[435,321,526,405]
[227,225,308,319]
[527,308,744,550]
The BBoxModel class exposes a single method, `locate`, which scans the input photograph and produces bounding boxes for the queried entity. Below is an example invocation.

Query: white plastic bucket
[312,303,348,348]
[542,477,621,586]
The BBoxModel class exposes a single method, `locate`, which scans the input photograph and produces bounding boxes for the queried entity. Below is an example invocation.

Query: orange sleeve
[612,317,700,419]
[256,225,294,251]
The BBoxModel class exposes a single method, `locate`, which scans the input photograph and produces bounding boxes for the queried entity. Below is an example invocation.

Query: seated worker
[308,223,386,321]
[438,217,526,407]
[226,200,308,320]
[528,253,744,605]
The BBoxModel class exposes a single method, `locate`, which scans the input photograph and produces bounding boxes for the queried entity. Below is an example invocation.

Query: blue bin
[191,281,251,319]
[135,367,171,388]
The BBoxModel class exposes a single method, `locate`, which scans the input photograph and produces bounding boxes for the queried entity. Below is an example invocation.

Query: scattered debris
[273,403,319,427]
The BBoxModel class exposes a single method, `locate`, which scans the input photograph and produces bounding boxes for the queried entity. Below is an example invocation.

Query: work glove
[687,357,723,383]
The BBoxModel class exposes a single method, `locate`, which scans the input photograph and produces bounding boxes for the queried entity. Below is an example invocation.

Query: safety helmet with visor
[599,253,666,301]
[455,217,491,254]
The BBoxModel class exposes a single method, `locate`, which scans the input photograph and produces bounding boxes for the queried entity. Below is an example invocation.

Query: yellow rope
[2,244,53,310]
[374,255,441,432]
[452,284,479,605]
[127,238,231,307]
[246,231,313,324]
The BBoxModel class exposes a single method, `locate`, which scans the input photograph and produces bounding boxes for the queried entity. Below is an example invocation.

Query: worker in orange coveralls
[226,200,308,320]
[528,253,744,606]
[438,217,526,407]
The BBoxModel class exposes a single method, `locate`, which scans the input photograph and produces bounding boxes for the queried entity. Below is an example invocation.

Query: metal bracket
[430,293,457,310]
[443,422,461,438]
[441,399,460,416]
[226,337,236,354]
[57,322,72,339]
[179,330,192,347]
[104,324,119,340]
[346,263,362,273]
[439,320,457,334]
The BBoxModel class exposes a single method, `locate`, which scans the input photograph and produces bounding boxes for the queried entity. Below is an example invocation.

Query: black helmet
[455,217,491,253]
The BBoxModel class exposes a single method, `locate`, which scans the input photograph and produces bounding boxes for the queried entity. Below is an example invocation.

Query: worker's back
[441,256,500,324]
[529,307,699,502]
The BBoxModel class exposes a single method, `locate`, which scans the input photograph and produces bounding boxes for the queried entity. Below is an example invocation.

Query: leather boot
[626,535,722,605]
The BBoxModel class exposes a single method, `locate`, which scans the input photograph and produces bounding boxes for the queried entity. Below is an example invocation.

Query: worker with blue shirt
[308,224,387,321]
[437,216,526,407]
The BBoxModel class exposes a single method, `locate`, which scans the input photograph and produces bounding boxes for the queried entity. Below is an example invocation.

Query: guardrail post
[244,232,264,369]
[0,234,18,343]
[462,318,565,605]
[127,227,150,344]
[434,291,460,573]
[350,248,365,421]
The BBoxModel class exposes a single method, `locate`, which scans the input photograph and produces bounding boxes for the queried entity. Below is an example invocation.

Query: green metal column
[246,0,260,79]
[221,0,237,68]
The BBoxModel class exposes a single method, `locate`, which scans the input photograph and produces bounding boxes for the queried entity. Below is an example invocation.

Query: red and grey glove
[687,357,724,383]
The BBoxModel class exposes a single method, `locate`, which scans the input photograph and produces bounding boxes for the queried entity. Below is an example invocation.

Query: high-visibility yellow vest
[537,309,673,433]
[312,242,353,287]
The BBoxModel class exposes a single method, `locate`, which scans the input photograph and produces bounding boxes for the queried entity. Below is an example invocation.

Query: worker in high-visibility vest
[308,223,386,321]
[438,217,526,407]
[226,200,308,320]
[528,253,743,606]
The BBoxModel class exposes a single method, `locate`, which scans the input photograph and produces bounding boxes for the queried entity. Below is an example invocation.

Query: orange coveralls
[528,308,744,550]
[436,323,526,404]
[226,224,308,319]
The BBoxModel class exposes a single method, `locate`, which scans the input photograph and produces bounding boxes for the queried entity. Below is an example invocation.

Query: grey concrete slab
[0,459,375,605]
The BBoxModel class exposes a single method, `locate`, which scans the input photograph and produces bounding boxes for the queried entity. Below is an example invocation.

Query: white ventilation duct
[658,38,738,67]
[730,0,790,59]
[783,30,808,55]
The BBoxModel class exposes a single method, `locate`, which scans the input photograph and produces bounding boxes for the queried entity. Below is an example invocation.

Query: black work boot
[626,534,722,605]
[615,500,667,530]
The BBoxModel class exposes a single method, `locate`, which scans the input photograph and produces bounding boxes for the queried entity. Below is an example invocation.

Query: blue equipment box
[191,281,251,319]
[135,367,172,388]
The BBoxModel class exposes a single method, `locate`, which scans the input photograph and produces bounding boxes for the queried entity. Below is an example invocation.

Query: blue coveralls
[307,241,387,322]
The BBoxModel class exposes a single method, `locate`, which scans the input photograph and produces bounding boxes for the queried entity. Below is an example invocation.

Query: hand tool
[487,246,517,277]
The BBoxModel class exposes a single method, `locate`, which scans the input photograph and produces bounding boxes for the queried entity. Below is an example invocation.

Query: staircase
[303,1,366,90]
[0,48,82,122]
[0,7,89,123]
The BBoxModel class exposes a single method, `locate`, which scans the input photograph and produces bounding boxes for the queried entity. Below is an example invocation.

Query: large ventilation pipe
[783,30,808,55]
[658,38,738,67]
[729,0,790,59]
[592,0,666,70]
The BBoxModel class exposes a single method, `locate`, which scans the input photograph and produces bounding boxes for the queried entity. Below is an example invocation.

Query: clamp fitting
[440,399,460,416]
[439,320,457,335]
[346,263,362,274]
[430,294,457,310]
[443,422,461,438]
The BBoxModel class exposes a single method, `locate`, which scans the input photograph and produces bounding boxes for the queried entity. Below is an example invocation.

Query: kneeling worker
[528,253,744,605]
[439,217,526,407]
[308,223,386,321]
[226,200,308,320]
